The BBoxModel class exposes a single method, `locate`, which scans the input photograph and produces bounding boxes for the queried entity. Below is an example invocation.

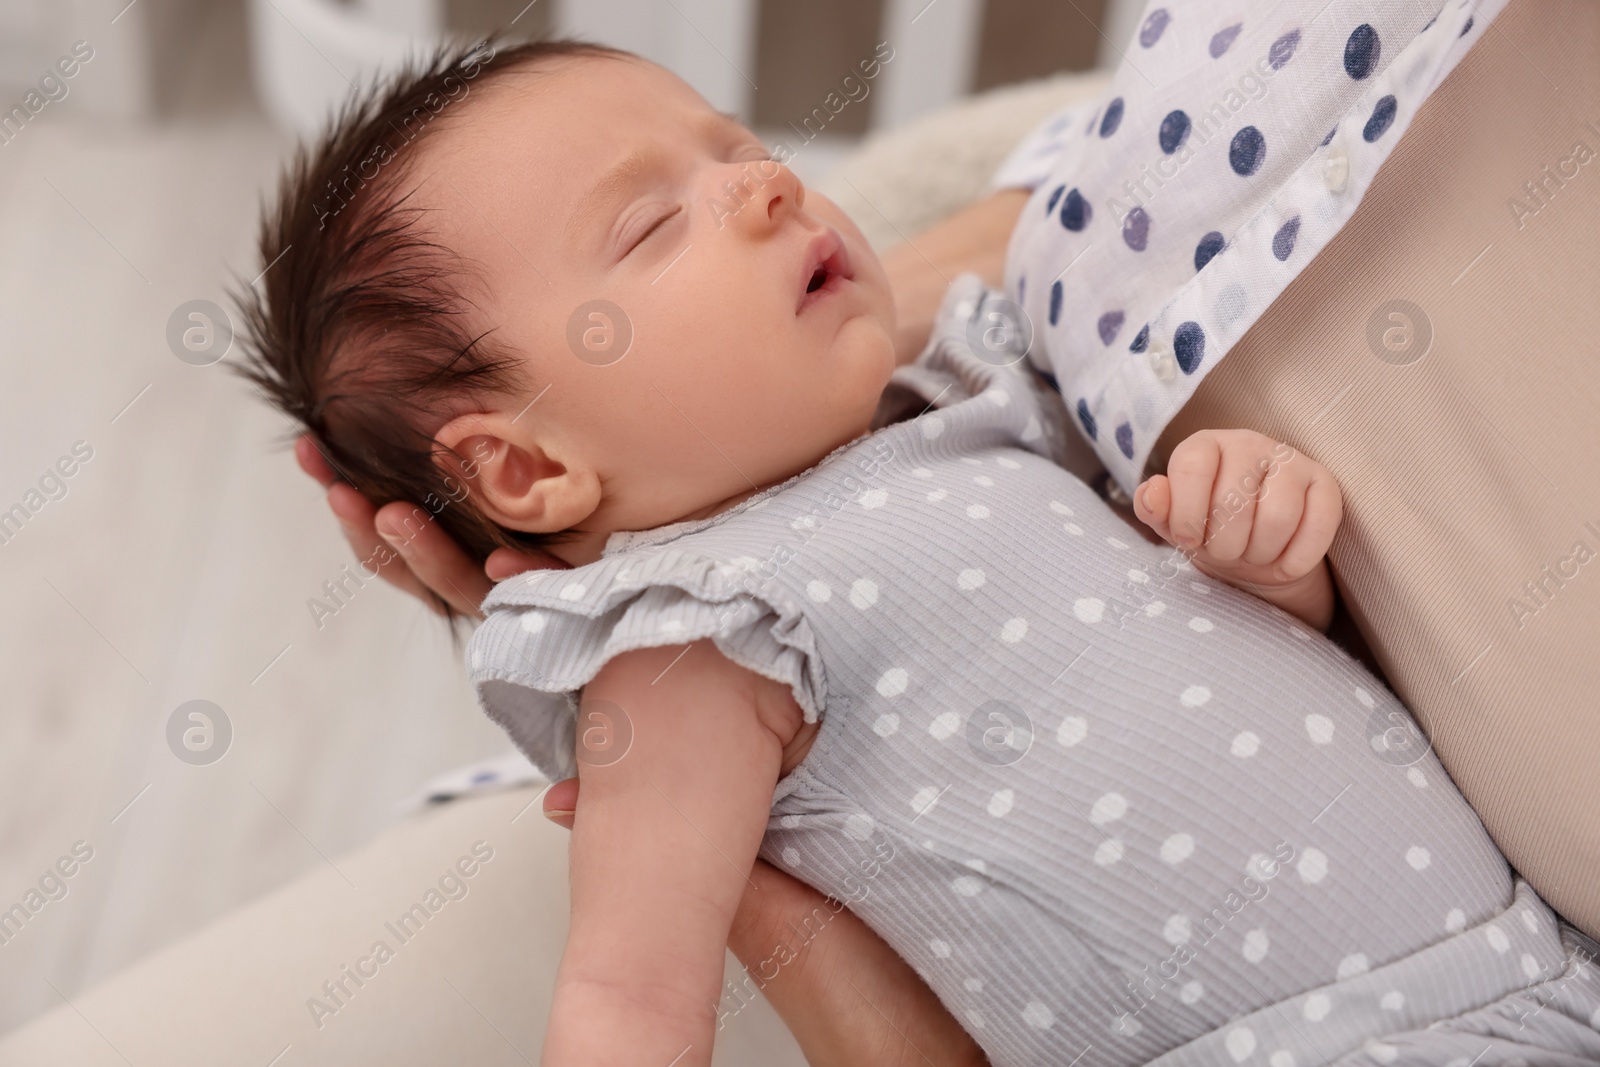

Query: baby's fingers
[1242,477,1308,566]
[1272,471,1343,581]
[1165,434,1223,550]
[1134,476,1175,543]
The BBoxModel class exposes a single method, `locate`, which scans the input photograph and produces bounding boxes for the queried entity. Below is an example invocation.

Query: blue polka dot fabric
[988,0,1504,493]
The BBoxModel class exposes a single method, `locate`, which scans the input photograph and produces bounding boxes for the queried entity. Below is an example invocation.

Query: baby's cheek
[818,329,894,426]
[862,321,899,380]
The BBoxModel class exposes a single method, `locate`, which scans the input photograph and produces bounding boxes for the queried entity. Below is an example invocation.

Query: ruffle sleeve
[466,547,827,781]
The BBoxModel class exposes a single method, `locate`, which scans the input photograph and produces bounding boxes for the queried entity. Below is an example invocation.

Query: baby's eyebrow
[565,113,750,247]
[566,147,659,245]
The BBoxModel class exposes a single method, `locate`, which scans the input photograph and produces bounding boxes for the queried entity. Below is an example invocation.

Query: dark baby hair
[232,36,627,624]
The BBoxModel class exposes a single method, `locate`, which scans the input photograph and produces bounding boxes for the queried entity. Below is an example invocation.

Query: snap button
[1148,338,1177,380]
[1323,146,1349,193]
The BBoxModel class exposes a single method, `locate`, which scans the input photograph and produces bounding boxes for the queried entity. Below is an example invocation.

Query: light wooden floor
[0,4,522,1036]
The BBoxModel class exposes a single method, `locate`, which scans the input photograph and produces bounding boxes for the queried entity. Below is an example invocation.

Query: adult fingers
[300,435,434,605]
[325,482,434,607]
[542,777,578,830]
[374,500,494,618]
[295,434,338,487]
[486,545,572,582]
[304,434,497,617]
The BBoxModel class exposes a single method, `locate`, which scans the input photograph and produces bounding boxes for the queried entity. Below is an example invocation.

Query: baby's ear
[432,412,601,534]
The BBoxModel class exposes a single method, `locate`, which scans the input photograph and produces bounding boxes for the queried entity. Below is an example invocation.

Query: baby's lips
[796,226,852,311]
[827,230,853,282]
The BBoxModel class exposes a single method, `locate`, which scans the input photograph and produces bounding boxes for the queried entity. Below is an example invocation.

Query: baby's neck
[547,384,903,569]
[544,483,776,568]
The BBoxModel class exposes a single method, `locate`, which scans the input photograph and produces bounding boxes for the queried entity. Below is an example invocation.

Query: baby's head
[236,38,897,609]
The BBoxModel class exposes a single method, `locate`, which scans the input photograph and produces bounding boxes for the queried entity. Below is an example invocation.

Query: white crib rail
[551,0,989,130]
[248,0,426,139]
[553,0,759,121]
[872,0,985,130]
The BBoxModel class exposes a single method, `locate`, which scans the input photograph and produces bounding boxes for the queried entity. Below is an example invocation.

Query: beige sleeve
[0,787,804,1066]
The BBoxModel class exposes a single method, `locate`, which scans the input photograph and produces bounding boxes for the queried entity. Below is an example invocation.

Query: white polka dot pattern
[467,258,1555,1065]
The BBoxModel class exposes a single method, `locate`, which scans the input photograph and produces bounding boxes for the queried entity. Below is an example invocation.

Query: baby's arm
[542,639,798,1067]
[1132,429,1343,631]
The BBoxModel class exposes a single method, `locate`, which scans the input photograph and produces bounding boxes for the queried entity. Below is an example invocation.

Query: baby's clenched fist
[1132,429,1342,631]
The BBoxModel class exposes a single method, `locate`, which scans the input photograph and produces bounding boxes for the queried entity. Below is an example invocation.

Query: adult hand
[295,435,568,618]
[541,779,988,1067]
[878,188,1029,365]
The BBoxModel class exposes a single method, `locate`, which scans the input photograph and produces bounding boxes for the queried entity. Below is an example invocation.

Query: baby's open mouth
[797,227,854,313]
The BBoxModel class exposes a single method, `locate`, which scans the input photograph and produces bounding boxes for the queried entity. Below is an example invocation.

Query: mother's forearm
[880,188,1031,364]
[727,860,988,1067]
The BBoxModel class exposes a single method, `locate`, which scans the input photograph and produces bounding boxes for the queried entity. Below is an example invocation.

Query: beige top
[1158,0,1600,940]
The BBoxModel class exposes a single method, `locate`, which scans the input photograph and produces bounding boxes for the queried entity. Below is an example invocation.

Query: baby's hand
[1132,429,1342,630]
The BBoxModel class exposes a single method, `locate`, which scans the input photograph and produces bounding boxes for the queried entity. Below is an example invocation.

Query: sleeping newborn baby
[239,39,1595,1067]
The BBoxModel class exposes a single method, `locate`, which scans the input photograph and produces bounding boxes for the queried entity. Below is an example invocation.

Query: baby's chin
[829,324,900,432]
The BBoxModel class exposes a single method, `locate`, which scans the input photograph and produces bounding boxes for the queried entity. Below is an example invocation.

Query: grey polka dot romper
[468,276,1600,1066]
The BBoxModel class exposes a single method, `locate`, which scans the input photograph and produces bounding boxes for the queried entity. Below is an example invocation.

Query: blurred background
[0,0,1128,1045]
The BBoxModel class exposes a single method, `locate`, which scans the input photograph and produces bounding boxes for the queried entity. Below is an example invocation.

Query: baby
[238,39,1523,1067]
